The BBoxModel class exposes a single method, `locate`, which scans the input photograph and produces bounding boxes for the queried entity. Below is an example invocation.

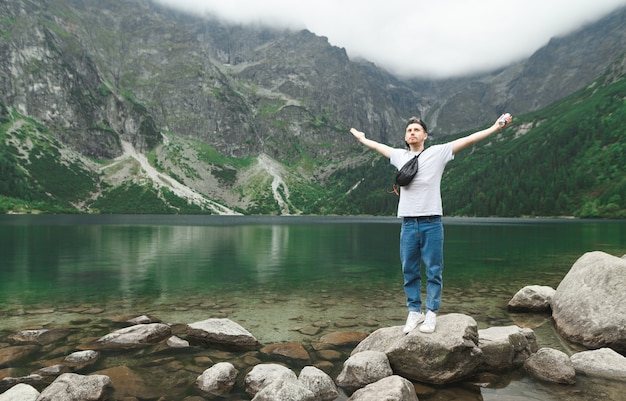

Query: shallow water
[1,215,625,400]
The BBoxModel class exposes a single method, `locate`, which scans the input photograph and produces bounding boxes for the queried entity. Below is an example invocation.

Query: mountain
[0,0,625,217]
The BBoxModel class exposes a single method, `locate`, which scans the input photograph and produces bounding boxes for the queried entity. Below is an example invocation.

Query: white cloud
[153,0,626,78]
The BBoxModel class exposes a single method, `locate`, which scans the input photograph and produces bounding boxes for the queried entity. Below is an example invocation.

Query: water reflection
[1,216,626,400]
[2,216,625,307]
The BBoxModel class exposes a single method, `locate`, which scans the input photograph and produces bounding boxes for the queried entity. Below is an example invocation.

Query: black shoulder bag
[395,152,421,187]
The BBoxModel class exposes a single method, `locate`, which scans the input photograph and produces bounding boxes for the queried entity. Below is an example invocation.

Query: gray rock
[251,371,315,401]
[352,313,482,384]
[0,374,43,388]
[0,383,39,401]
[7,329,70,345]
[187,318,259,350]
[478,325,538,371]
[195,362,238,397]
[63,350,99,370]
[507,285,555,312]
[167,335,190,348]
[347,375,418,401]
[127,315,155,325]
[336,350,393,392]
[36,373,112,401]
[34,364,70,378]
[95,323,172,350]
[524,348,576,384]
[570,348,626,379]
[244,363,296,398]
[298,366,339,401]
[552,251,626,352]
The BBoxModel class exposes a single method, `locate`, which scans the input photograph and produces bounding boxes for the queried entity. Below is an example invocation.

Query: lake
[1,215,625,400]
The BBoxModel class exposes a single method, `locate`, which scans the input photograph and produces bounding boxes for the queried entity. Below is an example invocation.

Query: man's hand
[350,127,365,141]
[496,113,513,128]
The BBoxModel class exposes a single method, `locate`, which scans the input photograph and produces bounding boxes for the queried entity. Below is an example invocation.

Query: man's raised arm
[451,113,512,155]
[350,128,393,159]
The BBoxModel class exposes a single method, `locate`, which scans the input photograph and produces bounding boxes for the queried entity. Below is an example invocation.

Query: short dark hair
[405,117,428,148]
[406,116,428,132]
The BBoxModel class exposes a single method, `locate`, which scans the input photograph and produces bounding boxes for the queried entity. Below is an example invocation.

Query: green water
[1,215,625,400]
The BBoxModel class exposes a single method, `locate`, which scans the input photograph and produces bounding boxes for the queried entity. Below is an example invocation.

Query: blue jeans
[399,216,444,313]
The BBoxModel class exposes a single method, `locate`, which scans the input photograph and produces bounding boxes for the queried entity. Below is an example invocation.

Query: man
[350,113,512,333]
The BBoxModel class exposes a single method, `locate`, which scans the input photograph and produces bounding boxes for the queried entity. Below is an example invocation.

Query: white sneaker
[419,311,437,333]
[402,311,425,334]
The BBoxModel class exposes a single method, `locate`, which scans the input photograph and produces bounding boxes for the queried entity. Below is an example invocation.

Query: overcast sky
[153,0,626,79]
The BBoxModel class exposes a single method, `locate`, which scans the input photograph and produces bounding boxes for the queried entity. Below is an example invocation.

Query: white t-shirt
[390,143,454,217]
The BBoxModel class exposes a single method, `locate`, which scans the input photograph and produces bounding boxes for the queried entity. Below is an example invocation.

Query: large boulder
[552,251,626,352]
[478,325,538,371]
[187,318,259,350]
[351,313,482,384]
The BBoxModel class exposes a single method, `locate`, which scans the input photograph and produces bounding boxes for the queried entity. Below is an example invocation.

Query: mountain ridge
[0,0,625,216]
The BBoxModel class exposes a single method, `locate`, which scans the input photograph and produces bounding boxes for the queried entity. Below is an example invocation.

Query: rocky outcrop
[552,251,626,352]
[351,313,482,384]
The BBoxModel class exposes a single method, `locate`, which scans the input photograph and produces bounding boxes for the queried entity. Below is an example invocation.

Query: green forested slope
[442,76,625,218]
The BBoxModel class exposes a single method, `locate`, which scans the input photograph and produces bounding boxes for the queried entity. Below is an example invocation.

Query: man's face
[405,123,427,146]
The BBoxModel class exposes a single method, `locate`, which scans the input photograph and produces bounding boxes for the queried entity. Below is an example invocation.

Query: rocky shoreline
[1,251,625,400]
